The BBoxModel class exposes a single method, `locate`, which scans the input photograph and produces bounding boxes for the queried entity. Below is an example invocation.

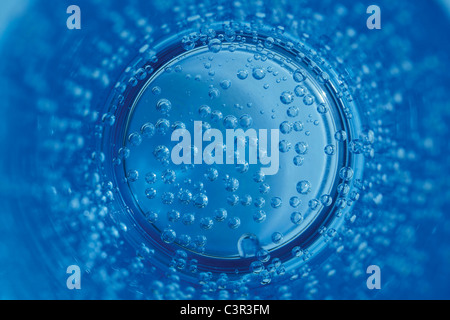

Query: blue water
[0,0,449,299]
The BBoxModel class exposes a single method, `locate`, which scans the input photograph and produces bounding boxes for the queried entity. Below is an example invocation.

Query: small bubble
[293,69,306,82]
[287,106,299,118]
[205,168,219,181]
[161,191,175,205]
[227,194,239,206]
[223,115,238,129]
[209,87,220,99]
[152,87,161,95]
[349,139,363,154]
[193,193,208,208]
[228,217,241,229]
[294,85,307,97]
[118,147,130,160]
[146,211,158,223]
[240,194,252,206]
[161,229,176,243]
[264,37,274,48]
[279,121,292,134]
[295,142,308,154]
[271,232,283,244]
[252,67,266,80]
[220,79,231,90]
[320,194,333,206]
[254,197,265,208]
[214,208,228,222]
[141,123,155,138]
[339,167,354,181]
[303,94,315,105]
[290,212,303,225]
[296,180,311,194]
[293,155,304,166]
[224,177,239,192]
[167,210,180,222]
[211,110,223,122]
[259,183,270,194]
[251,261,264,274]
[198,105,212,118]
[156,98,172,114]
[257,249,270,262]
[337,183,350,195]
[200,217,214,230]
[194,235,207,248]
[155,118,170,135]
[289,196,301,208]
[182,36,195,51]
[292,246,303,257]
[145,188,156,199]
[293,121,304,132]
[271,197,282,208]
[237,69,249,80]
[317,103,328,114]
[253,170,265,183]
[162,169,176,184]
[253,209,266,223]
[182,213,195,225]
[324,144,335,155]
[239,114,253,128]
[128,132,142,146]
[334,130,347,141]
[102,113,115,126]
[308,199,320,210]
[127,170,139,182]
[280,91,294,104]
[153,145,170,161]
[279,140,291,153]
[178,189,192,204]
[208,38,222,53]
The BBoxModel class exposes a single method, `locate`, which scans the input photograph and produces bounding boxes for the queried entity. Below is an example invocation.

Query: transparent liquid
[0,0,449,299]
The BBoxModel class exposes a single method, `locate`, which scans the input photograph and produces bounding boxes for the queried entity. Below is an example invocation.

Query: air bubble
[253,210,266,223]
[293,69,306,82]
[237,69,249,80]
[207,38,221,52]
[279,121,292,134]
[290,212,303,225]
[271,232,283,244]
[295,142,308,154]
[228,217,241,229]
[145,188,157,199]
[280,91,294,104]
[303,94,315,105]
[294,85,307,97]
[296,180,311,194]
[324,144,335,155]
[238,233,259,258]
[156,98,172,114]
[271,197,282,208]
[128,132,142,146]
[161,229,176,244]
[252,67,266,80]
[220,79,231,90]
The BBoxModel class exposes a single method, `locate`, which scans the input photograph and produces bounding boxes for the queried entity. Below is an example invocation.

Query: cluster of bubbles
[3,0,449,300]
[106,10,372,294]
